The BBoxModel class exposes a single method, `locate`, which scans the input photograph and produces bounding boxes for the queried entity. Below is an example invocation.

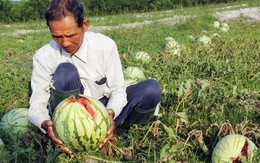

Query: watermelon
[52,94,110,152]
[0,108,32,139]
[220,22,230,32]
[211,33,220,38]
[213,21,220,29]
[135,51,151,63]
[197,35,211,46]
[164,39,182,56]
[212,134,258,163]
[124,66,145,81]
[165,37,175,42]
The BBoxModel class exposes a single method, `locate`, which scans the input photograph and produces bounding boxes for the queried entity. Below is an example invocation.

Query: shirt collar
[60,33,87,63]
[74,33,88,63]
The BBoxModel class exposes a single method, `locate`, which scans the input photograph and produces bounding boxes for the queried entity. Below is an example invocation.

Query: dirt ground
[214,7,260,22]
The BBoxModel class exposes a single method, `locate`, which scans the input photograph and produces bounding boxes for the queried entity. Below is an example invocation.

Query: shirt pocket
[87,77,108,99]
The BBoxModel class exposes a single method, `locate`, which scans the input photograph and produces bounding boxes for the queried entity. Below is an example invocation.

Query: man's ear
[83,19,89,32]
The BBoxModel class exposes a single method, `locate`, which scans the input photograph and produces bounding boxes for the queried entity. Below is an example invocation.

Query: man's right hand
[41,120,72,154]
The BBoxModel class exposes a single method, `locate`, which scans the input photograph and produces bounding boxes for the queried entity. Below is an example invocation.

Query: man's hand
[99,109,115,148]
[41,120,72,154]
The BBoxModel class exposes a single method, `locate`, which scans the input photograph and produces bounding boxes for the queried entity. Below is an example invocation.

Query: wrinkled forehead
[48,16,81,33]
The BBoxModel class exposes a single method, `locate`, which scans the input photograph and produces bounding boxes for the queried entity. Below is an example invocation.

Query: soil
[214,7,260,22]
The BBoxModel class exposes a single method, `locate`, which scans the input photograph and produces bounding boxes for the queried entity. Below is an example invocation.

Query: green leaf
[160,144,170,160]
[176,112,188,124]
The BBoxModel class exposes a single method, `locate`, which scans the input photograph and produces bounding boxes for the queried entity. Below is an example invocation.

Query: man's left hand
[99,109,115,148]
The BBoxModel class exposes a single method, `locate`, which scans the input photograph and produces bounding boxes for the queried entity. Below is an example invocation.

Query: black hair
[45,0,84,27]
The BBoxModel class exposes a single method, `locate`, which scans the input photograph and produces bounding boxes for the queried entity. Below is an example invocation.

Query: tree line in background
[0,0,236,23]
[0,0,50,23]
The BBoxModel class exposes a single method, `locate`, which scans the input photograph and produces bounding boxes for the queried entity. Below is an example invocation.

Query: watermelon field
[0,0,259,162]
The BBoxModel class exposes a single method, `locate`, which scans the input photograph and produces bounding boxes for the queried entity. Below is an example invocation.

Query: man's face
[48,16,88,54]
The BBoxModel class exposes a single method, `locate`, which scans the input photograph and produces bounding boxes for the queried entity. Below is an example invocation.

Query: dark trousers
[51,63,162,127]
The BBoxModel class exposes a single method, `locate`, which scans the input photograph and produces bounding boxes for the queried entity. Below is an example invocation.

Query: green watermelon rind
[211,134,258,163]
[52,95,110,152]
[0,108,32,139]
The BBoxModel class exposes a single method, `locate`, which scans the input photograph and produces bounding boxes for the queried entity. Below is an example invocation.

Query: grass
[0,0,259,162]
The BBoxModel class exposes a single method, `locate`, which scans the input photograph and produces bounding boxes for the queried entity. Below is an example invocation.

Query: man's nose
[61,38,71,47]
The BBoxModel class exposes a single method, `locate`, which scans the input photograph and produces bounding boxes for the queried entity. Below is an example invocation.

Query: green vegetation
[86,0,238,15]
[1,0,257,23]
[0,0,259,162]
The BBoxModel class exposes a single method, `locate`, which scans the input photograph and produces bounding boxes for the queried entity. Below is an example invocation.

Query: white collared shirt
[28,32,127,131]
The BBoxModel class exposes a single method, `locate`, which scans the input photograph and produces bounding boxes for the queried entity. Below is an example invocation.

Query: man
[28,0,162,154]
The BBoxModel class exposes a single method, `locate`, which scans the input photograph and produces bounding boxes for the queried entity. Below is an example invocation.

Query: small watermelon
[0,108,32,139]
[212,134,258,163]
[124,66,145,81]
[197,35,211,46]
[52,94,110,152]
[135,51,151,63]
[213,21,220,29]
[164,39,182,56]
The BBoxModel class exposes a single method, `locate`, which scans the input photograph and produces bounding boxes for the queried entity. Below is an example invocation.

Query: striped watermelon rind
[211,134,258,163]
[135,51,151,63]
[124,66,145,81]
[0,108,32,139]
[52,95,110,152]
